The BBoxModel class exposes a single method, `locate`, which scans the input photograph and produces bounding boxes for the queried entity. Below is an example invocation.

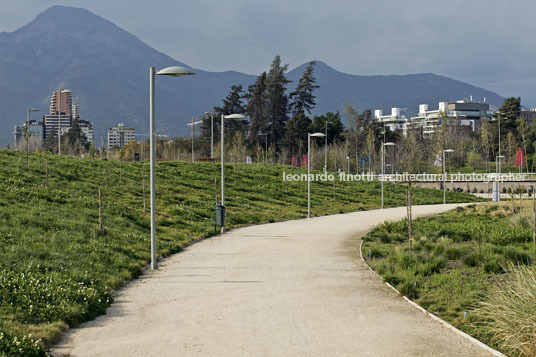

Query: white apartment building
[375,99,492,138]
[108,123,135,150]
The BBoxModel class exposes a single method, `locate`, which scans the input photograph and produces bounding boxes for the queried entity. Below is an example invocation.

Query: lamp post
[308,132,326,218]
[346,156,350,173]
[57,89,71,155]
[205,112,214,158]
[220,113,246,233]
[25,108,39,165]
[381,142,395,209]
[443,149,454,204]
[149,66,194,270]
[324,121,332,172]
[187,118,203,162]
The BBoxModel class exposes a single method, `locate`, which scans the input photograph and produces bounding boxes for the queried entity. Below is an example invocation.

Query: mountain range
[0,5,504,147]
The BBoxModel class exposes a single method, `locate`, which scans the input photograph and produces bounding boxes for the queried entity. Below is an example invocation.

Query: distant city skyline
[1,1,535,107]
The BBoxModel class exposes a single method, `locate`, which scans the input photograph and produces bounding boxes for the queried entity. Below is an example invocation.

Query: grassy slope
[362,203,536,355]
[0,150,479,355]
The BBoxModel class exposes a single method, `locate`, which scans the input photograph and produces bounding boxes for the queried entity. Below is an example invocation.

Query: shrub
[472,265,536,357]
[463,251,482,267]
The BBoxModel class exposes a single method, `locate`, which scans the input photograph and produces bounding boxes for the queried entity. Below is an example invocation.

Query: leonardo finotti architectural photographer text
[282,172,527,183]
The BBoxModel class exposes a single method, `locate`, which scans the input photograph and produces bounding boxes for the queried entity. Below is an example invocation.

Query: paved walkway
[52,204,492,356]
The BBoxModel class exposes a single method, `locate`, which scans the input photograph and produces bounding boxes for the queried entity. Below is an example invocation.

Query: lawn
[0,150,479,356]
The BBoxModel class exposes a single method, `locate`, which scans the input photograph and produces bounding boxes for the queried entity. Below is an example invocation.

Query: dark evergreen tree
[266,56,291,149]
[212,85,248,144]
[283,113,311,155]
[309,112,345,145]
[497,97,521,135]
[66,117,89,155]
[246,72,268,146]
[288,61,319,117]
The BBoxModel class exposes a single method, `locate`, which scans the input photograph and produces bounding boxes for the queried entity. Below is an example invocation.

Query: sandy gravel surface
[52,204,493,356]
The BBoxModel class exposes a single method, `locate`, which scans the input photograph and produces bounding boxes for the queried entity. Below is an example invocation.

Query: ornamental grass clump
[472,265,536,357]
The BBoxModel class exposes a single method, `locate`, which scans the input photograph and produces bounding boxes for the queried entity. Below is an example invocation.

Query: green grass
[0,150,479,355]
[362,203,536,356]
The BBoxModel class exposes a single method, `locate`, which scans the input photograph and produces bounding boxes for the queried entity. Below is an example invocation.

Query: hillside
[0,6,504,147]
[0,151,480,355]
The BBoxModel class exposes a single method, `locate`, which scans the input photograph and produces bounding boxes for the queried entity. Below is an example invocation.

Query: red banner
[515,148,525,168]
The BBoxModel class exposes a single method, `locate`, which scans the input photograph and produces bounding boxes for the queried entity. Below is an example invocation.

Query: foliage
[288,61,319,117]
[471,265,536,357]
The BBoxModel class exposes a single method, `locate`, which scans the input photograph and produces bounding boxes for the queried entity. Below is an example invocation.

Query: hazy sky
[1,0,535,106]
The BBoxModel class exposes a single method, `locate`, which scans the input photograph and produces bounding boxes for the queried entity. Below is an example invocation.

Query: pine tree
[213,85,248,143]
[283,113,312,155]
[246,72,268,145]
[266,56,291,149]
[288,61,319,117]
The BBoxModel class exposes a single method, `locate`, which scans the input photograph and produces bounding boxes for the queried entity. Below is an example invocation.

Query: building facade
[107,123,135,150]
[375,99,492,138]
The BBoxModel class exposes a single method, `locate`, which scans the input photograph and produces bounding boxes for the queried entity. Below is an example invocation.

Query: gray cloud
[1,0,535,105]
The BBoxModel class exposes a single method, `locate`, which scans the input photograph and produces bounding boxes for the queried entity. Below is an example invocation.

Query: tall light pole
[324,121,332,172]
[381,142,395,209]
[308,132,326,218]
[149,66,194,270]
[57,89,71,155]
[221,113,246,233]
[187,118,203,162]
[443,149,454,204]
[26,108,39,165]
[346,156,350,173]
[205,112,214,158]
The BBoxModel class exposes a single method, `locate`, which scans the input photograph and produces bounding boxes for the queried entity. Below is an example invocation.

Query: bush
[472,265,536,357]
[463,251,482,267]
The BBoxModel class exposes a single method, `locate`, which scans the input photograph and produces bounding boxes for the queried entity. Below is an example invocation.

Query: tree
[498,97,521,135]
[309,112,344,145]
[283,113,311,155]
[265,55,291,149]
[66,117,89,155]
[288,61,319,117]
[213,85,248,144]
[246,72,268,145]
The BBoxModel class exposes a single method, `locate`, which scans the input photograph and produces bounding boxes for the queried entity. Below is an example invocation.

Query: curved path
[52,204,492,356]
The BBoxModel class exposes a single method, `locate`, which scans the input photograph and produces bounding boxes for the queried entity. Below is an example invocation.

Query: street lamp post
[443,149,454,204]
[308,132,326,218]
[220,113,246,233]
[187,118,203,162]
[26,108,39,165]
[381,142,395,209]
[149,66,194,270]
[205,112,214,158]
[346,156,350,173]
[324,121,332,172]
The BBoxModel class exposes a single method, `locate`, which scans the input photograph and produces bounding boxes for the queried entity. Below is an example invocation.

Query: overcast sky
[1,0,535,106]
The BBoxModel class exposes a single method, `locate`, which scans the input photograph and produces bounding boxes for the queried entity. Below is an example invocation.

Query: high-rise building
[108,123,135,150]
[49,89,72,116]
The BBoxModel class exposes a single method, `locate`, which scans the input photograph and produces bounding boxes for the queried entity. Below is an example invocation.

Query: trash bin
[215,204,226,227]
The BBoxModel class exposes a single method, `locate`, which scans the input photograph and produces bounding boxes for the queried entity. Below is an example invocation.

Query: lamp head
[224,113,246,120]
[310,132,326,137]
[384,142,395,146]
[29,108,39,112]
[156,66,195,77]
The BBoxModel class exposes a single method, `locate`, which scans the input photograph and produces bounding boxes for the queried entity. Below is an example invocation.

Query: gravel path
[52,204,492,356]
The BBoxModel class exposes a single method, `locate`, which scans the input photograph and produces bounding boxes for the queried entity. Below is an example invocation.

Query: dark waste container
[134,152,140,161]
[215,204,226,227]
